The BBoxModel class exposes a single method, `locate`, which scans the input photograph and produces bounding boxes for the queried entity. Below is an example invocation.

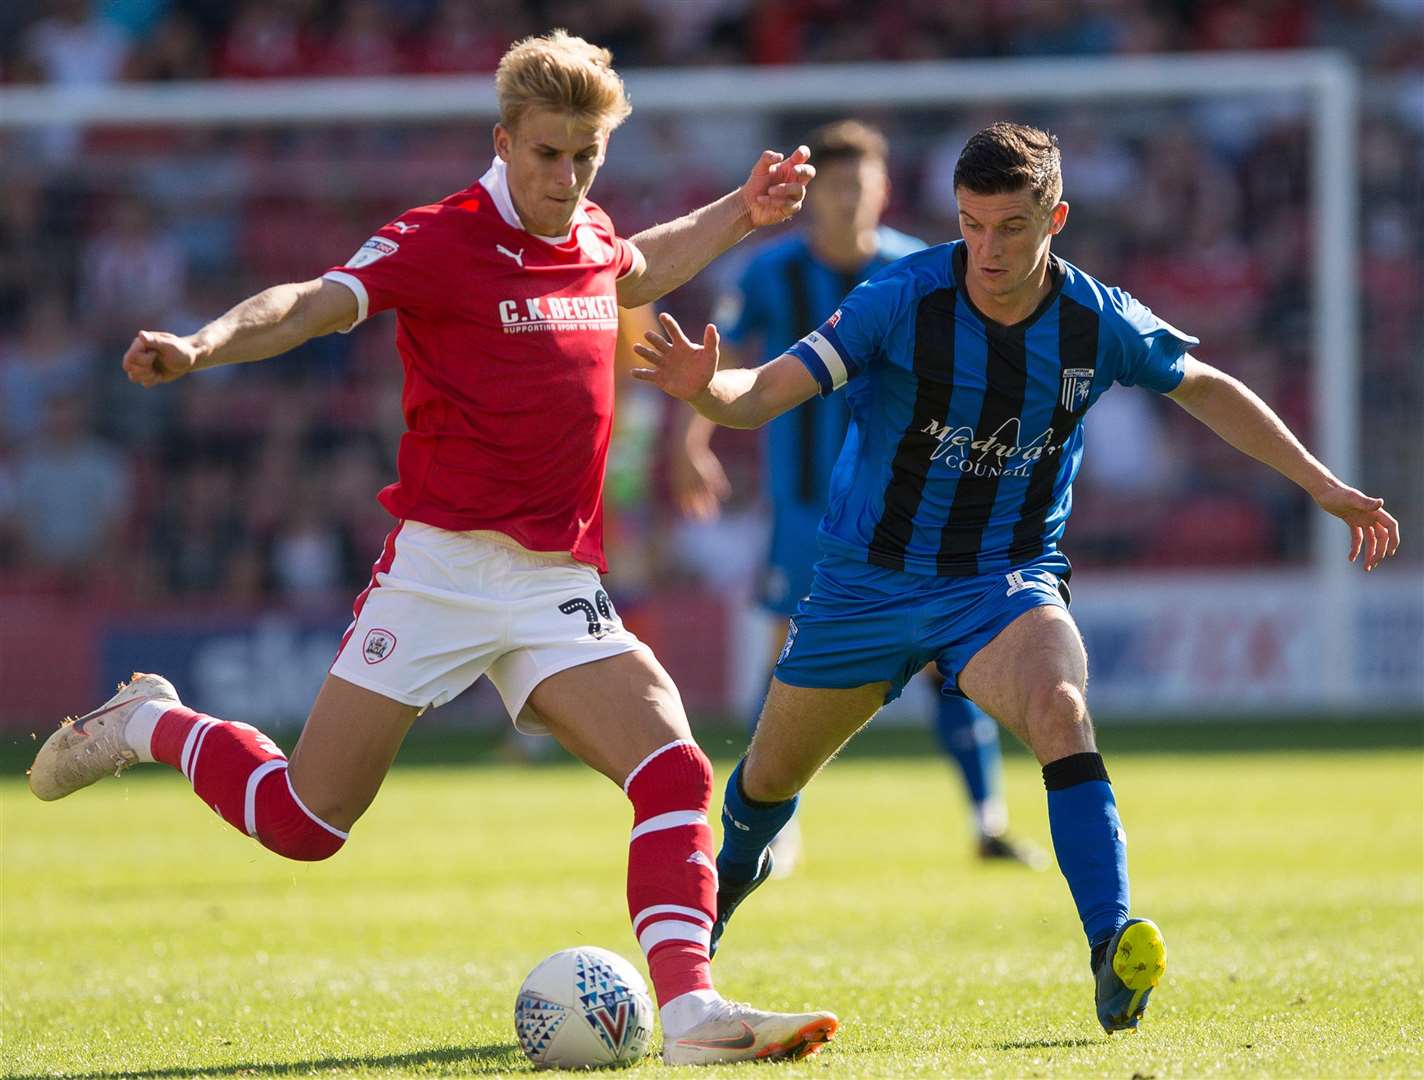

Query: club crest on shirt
[362,628,397,664]
[1060,367,1095,411]
[576,225,610,263]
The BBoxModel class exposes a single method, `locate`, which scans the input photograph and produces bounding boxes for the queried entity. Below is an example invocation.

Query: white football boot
[662,1000,838,1066]
[28,673,181,801]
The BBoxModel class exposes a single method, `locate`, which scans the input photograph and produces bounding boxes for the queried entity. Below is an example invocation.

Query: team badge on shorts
[362,628,397,664]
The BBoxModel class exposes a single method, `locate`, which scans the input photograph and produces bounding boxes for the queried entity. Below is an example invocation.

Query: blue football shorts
[774,552,1073,703]
[758,505,824,618]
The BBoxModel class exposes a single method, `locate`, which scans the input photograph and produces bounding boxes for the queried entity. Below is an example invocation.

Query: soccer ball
[514,946,654,1069]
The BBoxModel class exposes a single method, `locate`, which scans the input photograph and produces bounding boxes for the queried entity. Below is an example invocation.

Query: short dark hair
[807,119,888,167]
[953,122,1062,209]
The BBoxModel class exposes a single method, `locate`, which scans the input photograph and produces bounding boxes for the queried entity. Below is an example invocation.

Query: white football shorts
[329,521,649,734]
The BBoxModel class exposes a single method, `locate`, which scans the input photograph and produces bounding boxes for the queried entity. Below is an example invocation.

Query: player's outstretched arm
[632,312,817,429]
[616,147,814,309]
[121,277,358,388]
[1168,357,1400,571]
[667,338,754,519]
[670,409,731,520]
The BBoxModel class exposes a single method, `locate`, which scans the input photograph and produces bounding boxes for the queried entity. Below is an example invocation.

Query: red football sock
[624,740,718,1007]
[150,706,347,862]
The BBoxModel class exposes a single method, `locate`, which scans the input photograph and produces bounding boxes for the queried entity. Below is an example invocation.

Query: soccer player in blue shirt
[672,120,1045,873]
[634,122,1400,1032]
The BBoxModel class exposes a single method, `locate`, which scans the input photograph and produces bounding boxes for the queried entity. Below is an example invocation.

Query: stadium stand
[0,0,1418,621]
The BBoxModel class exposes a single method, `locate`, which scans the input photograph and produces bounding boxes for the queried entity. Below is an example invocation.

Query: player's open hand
[740,146,815,228]
[122,330,200,387]
[1313,480,1400,571]
[631,312,720,402]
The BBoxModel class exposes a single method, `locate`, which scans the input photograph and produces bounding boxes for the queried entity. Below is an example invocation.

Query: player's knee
[625,740,713,814]
[680,742,714,801]
[740,752,805,804]
[1027,679,1089,736]
[258,821,347,862]
[257,770,352,861]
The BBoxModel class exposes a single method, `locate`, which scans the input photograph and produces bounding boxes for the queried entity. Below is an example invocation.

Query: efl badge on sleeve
[346,237,399,268]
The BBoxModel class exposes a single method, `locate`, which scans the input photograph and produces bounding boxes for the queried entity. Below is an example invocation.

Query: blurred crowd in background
[0,0,1419,612]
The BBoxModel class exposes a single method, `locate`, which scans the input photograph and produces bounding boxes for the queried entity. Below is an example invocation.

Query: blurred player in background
[671,119,1046,877]
[634,122,1399,1033]
[28,30,837,1067]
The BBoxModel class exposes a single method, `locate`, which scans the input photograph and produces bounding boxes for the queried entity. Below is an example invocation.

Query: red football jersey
[323,160,639,570]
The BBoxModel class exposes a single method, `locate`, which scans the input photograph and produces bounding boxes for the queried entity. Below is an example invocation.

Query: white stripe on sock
[637,919,711,955]
[622,739,697,794]
[187,720,219,788]
[243,759,288,837]
[630,810,707,842]
[632,904,712,935]
[180,719,213,780]
[285,773,350,840]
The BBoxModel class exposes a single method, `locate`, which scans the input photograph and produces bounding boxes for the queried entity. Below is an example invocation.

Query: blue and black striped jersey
[721,228,924,511]
[787,241,1197,577]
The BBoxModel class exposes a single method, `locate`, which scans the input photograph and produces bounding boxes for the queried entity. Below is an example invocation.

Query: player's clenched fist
[122,330,200,387]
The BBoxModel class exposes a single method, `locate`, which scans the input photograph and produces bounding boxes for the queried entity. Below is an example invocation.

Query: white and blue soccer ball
[514,946,654,1069]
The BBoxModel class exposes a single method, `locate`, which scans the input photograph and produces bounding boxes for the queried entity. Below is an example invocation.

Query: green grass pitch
[4,723,1421,1078]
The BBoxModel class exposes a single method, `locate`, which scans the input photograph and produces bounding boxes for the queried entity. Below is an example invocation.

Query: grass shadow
[10,1042,526,1080]
[993,1037,1100,1050]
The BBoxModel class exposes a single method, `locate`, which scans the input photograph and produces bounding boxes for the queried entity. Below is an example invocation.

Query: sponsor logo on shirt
[921,417,1061,479]
[345,236,399,269]
[827,308,842,327]
[390,220,420,234]
[498,294,620,333]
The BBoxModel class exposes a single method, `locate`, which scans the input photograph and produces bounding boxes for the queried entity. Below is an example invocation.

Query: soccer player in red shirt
[28,30,836,1067]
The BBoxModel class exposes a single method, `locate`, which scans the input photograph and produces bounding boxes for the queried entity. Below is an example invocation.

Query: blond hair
[495,29,632,132]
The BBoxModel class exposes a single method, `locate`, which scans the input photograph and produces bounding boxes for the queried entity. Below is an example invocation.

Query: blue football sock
[717,758,798,885]
[933,693,1002,825]
[1043,752,1129,948]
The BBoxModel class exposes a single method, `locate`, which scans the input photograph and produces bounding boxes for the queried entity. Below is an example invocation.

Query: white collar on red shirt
[478,157,589,243]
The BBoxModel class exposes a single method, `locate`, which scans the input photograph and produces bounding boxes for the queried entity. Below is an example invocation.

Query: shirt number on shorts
[559,589,614,639]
